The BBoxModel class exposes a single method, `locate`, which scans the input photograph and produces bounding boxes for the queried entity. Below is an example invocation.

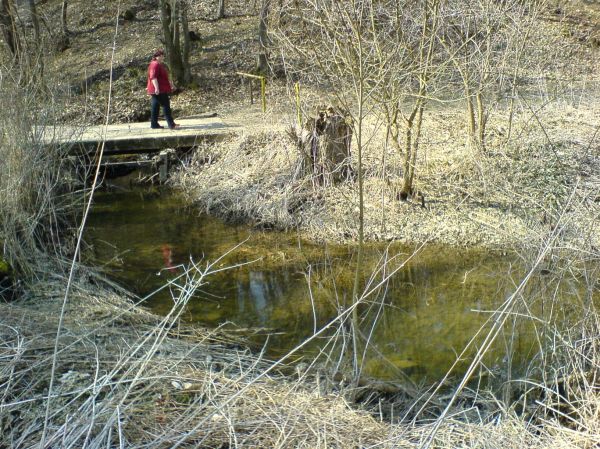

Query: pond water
[87,188,583,385]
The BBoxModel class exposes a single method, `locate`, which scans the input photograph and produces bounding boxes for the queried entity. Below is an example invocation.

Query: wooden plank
[43,114,238,156]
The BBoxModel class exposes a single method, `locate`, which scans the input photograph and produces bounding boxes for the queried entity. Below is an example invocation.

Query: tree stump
[296,106,353,185]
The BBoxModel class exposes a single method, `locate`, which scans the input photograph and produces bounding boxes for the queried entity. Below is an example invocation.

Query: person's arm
[149,61,159,94]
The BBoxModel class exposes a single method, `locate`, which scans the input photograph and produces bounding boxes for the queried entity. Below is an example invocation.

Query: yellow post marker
[236,72,267,113]
[260,77,266,113]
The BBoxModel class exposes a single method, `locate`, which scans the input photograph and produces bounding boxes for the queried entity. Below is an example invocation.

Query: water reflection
[160,244,176,273]
[87,189,589,384]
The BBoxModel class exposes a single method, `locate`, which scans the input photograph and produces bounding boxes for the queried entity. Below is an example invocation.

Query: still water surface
[88,188,569,384]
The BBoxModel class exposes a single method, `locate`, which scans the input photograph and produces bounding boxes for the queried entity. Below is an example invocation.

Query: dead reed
[0,63,81,280]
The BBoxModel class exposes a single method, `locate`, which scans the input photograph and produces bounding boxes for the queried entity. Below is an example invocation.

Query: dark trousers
[150,94,174,127]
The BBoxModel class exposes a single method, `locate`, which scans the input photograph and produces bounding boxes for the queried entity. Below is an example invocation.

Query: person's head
[152,49,165,61]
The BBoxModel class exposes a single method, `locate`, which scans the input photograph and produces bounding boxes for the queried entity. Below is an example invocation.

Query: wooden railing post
[260,77,266,113]
[236,72,266,113]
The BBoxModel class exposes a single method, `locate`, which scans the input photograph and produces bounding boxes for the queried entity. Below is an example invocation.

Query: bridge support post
[159,151,171,183]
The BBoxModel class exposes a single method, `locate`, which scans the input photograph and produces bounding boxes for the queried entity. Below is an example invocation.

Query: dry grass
[168,0,600,250]
[0,62,83,279]
[173,96,600,250]
[0,260,391,448]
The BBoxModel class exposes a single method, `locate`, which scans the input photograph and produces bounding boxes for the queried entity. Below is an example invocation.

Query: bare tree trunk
[407,104,424,189]
[466,89,476,144]
[0,0,19,58]
[159,0,192,86]
[159,1,181,80]
[180,5,192,84]
[160,0,174,52]
[350,39,366,386]
[398,1,440,200]
[61,0,68,35]
[218,0,225,19]
[476,90,486,151]
[27,0,40,45]
[173,1,180,52]
[399,106,418,200]
[465,88,487,151]
[26,0,45,80]
[257,0,270,74]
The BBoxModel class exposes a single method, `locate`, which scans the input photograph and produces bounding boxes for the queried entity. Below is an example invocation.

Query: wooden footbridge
[48,113,236,156]
[43,113,238,181]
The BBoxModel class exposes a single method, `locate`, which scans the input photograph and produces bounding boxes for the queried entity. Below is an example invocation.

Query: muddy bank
[173,102,600,251]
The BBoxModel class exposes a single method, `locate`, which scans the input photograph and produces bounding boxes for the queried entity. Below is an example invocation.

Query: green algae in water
[87,189,594,384]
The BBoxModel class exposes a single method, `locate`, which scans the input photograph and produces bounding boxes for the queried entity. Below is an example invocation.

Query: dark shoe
[151,124,164,129]
[168,123,180,130]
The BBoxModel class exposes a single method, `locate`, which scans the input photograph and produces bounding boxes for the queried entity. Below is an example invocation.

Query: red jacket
[147,59,173,95]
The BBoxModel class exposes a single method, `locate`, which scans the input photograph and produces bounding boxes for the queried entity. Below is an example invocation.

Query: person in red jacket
[147,49,179,129]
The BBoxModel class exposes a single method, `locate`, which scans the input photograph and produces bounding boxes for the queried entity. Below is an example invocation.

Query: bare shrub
[0,66,79,278]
